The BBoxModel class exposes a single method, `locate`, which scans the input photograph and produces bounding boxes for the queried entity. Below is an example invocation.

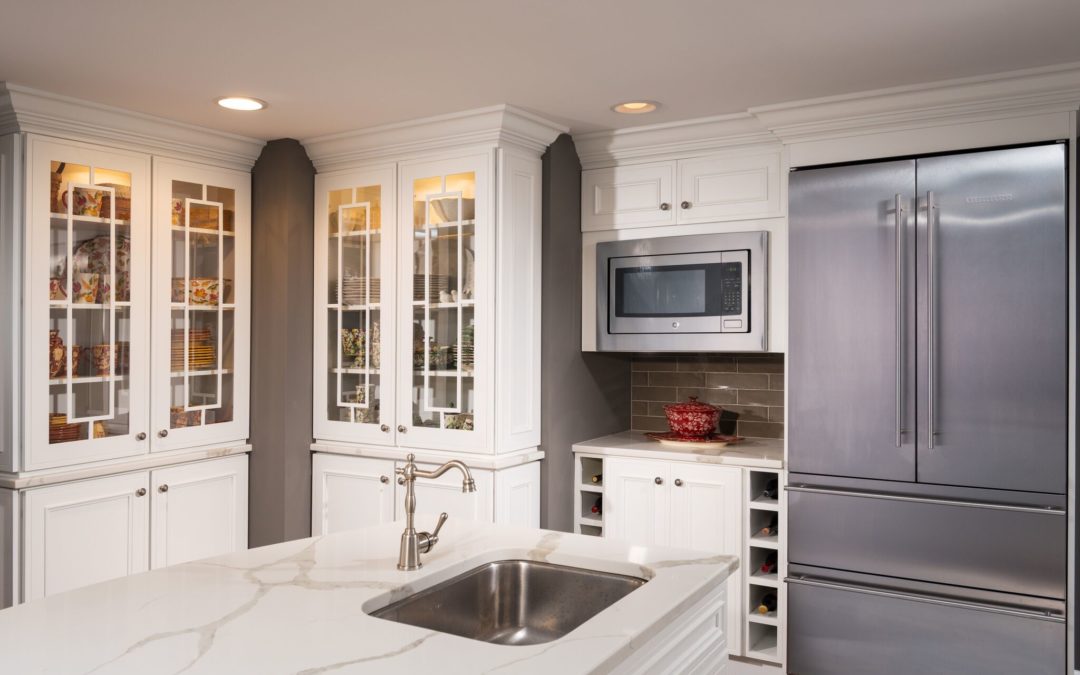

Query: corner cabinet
[308,105,562,530]
[0,83,262,607]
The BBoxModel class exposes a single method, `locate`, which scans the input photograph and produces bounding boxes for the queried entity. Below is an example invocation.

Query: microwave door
[608,252,726,334]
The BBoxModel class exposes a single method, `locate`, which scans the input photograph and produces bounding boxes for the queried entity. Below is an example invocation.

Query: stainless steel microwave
[596,231,768,352]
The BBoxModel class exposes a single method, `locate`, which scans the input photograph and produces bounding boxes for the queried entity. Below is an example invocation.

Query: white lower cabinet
[311,452,539,536]
[21,454,248,602]
[605,457,743,660]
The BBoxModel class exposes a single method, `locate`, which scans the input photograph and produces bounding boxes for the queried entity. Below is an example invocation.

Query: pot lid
[664,395,718,413]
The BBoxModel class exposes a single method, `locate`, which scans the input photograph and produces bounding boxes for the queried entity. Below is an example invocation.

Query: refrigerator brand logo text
[965,193,1014,204]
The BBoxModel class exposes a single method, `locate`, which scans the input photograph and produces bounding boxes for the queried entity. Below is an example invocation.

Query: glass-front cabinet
[152,159,250,451]
[313,167,396,444]
[29,138,151,469]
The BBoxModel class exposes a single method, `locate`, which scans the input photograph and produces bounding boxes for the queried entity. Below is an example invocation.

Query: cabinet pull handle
[674,479,683,487]
[654,477,663,485]
[397,425,407,434]
[680,201,691,209]
[894,193,905,448]
[158,429,169,438]
[380,475,389,484]
[927,190,938,449]
[158,484,169,493]
[659,202,670,211]
[380,424,390,433]
[135,488,146,497]
[136,432,147,441]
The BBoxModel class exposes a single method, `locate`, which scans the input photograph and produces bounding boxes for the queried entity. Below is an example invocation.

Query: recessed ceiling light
[216,96,267,111]
[612,100,659,114]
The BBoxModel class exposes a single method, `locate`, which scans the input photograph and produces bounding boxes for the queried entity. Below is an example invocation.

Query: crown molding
[300,104,568,173]
[0,83,265,171]
[573,112,776,169]
[751,62,1080,145]
[572,62,1080,170]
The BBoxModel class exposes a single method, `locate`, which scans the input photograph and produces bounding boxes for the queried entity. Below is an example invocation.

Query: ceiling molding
[572,62,1080,168]
[0,83,265,171]
[300,104,568,173]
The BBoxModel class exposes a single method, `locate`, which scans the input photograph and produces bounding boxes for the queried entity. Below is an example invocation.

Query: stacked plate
[452,324,475,371]
[336,276,380,305]
[171,328,216,372]
[49,413,82,444]
[414,274,450,302]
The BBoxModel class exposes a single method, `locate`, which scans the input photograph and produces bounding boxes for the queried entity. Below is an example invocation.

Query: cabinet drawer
[788,486,1065,599]
[676,150,782,224]
[788,574,1065,675]
[582,162,675,232]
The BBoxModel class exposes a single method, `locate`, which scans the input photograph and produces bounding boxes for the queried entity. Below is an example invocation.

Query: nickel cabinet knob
[397,425,407,434]
[397,476,405,486]
[135,488,146,497]
[158,484,169,493]
[380,424,390,433]
[659,202,670,211]
[681,201,692,209]
[380,475,389,484]
[674,479,684,487]
[654,477,663,485]
[136,432,147,441]
[158,429,169,438]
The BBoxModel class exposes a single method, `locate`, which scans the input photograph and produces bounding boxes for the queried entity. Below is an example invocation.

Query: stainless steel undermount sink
[370,559,648,646]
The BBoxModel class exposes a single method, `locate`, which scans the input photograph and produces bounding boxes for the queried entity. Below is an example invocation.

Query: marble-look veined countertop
[0,520,737,674]
[573,430,784,469]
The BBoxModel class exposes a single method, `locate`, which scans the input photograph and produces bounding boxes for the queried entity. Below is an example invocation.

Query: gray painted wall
[539,134,630,531]
[249,139,315,547]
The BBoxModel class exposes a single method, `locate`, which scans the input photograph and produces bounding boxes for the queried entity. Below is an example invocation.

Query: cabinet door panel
[312,453,395,535]
[789,161,917,482]
[676,150,782,224]
[151,158,250,451]
[313,168,397,445]
[27,137,151,469]
[24,472,149,600]
[493,461,540,528]
[402,460,493,523]
[150,455,247,568]
[582,162,676,232]
[604,458,668,547]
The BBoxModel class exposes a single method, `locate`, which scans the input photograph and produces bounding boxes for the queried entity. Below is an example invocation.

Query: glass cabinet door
[399,155,488,450]
[152,159,250,451]
[313,168,396,444]
[28,138,150,469]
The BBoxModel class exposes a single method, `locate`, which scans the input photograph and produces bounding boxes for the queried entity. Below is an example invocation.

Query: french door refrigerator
[787,143,1068,675]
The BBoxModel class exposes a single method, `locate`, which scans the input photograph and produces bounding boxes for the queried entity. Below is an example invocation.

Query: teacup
[92,344,113,376]
[71,273,100,304]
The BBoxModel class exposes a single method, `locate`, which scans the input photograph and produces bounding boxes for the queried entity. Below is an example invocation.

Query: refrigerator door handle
[785,484,1065,515]
[927,190,937,449]
[894,193,904,447]
[784,575,1065,623]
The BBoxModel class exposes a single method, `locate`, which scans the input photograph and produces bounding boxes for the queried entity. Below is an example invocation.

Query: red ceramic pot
[663,396,720,438]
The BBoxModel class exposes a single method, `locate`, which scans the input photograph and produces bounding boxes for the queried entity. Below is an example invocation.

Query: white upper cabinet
[581,149,783,232]
[581,161,676,231]
[151,158,250,451]
[28,137,152,470]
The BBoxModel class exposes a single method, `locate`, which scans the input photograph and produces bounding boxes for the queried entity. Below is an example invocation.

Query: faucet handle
[431,512,449,539]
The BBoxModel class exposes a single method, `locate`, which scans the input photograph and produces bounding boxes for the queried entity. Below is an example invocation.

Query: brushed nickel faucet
[396,453,477,571]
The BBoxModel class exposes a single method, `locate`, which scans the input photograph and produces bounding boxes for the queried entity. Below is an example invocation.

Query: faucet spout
[396,454,475,571]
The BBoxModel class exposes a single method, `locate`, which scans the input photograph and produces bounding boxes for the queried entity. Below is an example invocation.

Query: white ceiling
[1,0,1079,141]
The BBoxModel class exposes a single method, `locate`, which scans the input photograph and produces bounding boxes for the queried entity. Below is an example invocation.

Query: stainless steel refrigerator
[787,143,1069,675]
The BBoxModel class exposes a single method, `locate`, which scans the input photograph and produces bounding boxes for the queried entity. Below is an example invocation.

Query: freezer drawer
[787,573,1065,675]
[788,485,1066,599]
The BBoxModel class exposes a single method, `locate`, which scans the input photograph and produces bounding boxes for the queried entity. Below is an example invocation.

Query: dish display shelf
[573,454,605,536]
[743,468,786,665]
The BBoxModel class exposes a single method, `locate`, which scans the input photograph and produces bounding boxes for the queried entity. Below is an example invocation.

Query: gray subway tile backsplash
[630,354,785,439]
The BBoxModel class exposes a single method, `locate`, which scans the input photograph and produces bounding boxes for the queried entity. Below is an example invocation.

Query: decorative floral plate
[73,235,130,302]
[645,431,745,449]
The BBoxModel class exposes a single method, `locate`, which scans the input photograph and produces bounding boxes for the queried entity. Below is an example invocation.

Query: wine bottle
[757,592,777,615]
[590,473,603,484]
[760,552,778,574]
[590,497,602,515]
[757,515,779,537]
[760,478,779,500]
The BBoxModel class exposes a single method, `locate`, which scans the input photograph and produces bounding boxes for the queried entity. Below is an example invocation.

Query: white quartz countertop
[0,521,736,674]
[573,430,784,469]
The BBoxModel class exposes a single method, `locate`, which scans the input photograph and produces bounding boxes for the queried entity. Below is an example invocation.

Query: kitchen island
[0,520,737,674]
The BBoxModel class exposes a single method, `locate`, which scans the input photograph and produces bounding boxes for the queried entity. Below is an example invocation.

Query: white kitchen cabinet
[668,462,742,554]
[23,472,150,601]
[150,455,248,569]
[604,457,670,546]
[581,149,782,232]
[21,454,248,602]
[405,458,495,523]
[311,454,396,535]
[581,161,676,231]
